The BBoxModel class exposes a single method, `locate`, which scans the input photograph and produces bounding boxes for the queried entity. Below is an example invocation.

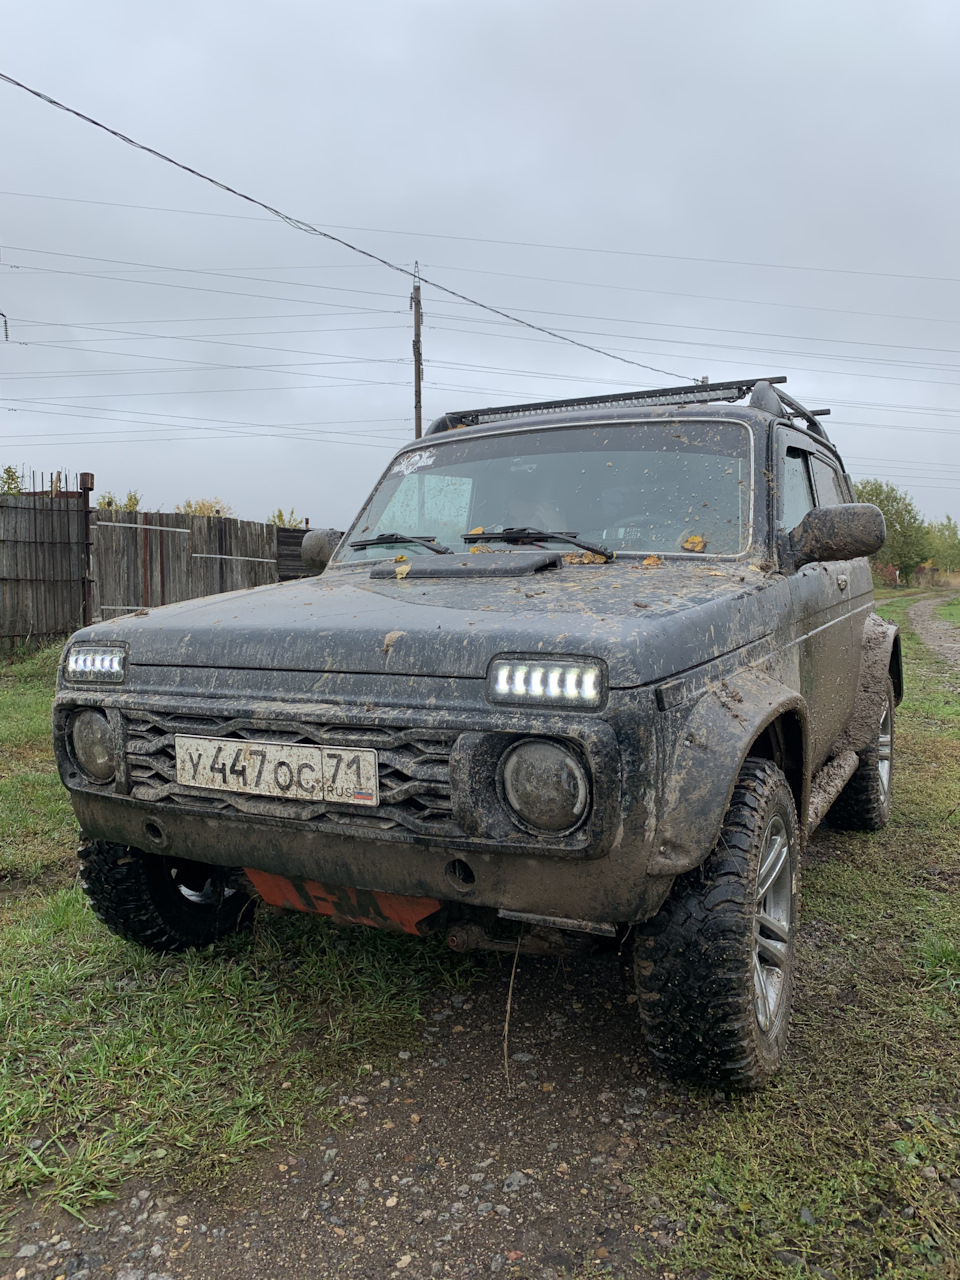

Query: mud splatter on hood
[75,559,782,689]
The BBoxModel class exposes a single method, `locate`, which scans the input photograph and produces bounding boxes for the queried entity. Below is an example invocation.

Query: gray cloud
[3,0,959,524]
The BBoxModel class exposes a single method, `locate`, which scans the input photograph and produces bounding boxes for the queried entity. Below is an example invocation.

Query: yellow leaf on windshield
[468,526,484,535]
[394,554,407,562]
[682,534,706,553]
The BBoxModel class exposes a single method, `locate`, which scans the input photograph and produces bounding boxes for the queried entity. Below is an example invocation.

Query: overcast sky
[3,0,960,527]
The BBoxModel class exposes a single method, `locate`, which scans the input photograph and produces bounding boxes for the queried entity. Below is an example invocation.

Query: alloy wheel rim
[753,814,792,1034]
[169,863,233,907]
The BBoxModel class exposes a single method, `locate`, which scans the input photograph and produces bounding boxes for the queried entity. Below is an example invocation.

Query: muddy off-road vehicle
[54,376,901,1085]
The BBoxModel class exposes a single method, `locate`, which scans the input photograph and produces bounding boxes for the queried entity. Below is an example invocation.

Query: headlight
[500,738,589,833]
[71,709,117,781]
[65,644,126,683]
[487,657,604,708]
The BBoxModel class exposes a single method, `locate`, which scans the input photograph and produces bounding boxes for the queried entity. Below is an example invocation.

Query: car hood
[76,559,779,689]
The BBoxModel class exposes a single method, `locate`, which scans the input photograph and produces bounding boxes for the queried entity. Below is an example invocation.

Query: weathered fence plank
[0,487,88,650]
[2,482,289,649]
[92,510,278,619]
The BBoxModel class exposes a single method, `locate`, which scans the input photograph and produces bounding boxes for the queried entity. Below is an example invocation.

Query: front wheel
[633,758,799,1087]
[79,840,253,953]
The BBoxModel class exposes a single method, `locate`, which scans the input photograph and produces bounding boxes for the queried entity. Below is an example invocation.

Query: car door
[777,430,859,770]
[808,447,869,716]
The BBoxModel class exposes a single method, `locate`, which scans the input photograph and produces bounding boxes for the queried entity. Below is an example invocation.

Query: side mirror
[301,527,344,575]
[781,503,885,571]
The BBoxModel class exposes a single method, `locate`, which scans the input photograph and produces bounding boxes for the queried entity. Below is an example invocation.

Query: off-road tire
[79,840,253,953]
[634,757,799,1088]
[827,678,895,832]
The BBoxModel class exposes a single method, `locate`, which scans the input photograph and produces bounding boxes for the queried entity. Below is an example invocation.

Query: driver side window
[780,448,815,531]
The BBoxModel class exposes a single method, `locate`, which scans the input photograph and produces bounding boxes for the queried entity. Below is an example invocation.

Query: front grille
[121,707,463,841]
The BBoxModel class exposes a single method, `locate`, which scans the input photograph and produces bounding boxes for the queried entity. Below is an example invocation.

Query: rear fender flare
[649,669,809,876]
[834,612,902,754]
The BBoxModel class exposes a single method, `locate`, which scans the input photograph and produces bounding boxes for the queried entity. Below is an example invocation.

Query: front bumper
[54,686,664,923]
[69,788,666,923]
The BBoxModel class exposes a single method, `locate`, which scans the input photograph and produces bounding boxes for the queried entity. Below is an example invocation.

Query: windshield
[337,419,753,562]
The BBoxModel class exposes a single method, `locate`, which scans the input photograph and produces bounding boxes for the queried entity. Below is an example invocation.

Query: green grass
[0,891,468,1212]
[935,594,960,627]
[623,595,960,1279]
[0,643,473,1212]
[0,643,77,884]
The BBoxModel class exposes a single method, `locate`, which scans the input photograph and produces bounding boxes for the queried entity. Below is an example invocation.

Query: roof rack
[425,374,835,446]
[426,376,789,434]
[775,388,831,440]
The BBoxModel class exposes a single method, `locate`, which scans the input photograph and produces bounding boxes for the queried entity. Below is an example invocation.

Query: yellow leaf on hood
[395,563,412,580]
[641,555,662,567]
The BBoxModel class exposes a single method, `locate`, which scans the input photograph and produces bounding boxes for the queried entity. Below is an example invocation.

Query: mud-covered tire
[79,840,253,953]
[633,758,799,1088]
[827,678,894,832]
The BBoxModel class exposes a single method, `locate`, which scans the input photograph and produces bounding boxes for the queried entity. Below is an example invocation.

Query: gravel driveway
[3,950,697,1280]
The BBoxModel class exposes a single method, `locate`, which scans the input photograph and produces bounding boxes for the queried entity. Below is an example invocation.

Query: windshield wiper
[349,531,451,555]
[461,527,614,561]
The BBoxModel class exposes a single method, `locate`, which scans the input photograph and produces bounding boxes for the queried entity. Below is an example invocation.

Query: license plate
[174,736,379,806]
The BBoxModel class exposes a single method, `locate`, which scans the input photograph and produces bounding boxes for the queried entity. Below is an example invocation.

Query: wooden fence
[92,510,279,619]
[1,476,308,649]
[0,476,92,651]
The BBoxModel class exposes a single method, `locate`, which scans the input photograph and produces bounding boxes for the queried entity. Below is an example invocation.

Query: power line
[3,187,958,288]
[0,71,691,383]
[426,322,960,378]
[15,243,960,361]
[4,260,409,310]
[422,279,960,332]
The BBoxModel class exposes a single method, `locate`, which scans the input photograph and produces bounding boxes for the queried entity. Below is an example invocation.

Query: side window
[780,448,815,530]
[811,456,846,507]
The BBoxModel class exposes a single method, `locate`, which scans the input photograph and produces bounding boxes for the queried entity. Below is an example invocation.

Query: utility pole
[411,262,423,439]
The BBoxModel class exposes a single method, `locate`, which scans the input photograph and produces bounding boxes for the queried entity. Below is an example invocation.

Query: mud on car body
[54,376,900,1086]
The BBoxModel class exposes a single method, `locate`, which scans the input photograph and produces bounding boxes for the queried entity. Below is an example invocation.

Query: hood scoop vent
[369,551,563,579]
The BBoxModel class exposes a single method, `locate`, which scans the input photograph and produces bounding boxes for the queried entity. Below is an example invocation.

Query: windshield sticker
[391,449,436,477]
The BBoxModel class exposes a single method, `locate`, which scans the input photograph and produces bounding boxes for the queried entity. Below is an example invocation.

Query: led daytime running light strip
[490,659,602,706]
[66,645,126,682]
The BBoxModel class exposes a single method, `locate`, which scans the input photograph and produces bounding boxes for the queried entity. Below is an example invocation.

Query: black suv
[54,376,900,1086]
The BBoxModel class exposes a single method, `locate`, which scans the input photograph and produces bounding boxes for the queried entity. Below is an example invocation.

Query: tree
[97,489,142,512]
[854,479,932,584]
[270,506,304,529]
[175,497,236,517]
[1,464,23,495]
[929,515,960,573]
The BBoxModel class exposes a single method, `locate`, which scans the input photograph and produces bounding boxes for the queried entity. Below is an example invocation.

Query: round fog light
[501,739,589,833]
[72,710,117,781]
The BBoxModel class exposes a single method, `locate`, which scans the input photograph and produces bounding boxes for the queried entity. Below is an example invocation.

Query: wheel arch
[649,669,809,878]
[834,611,902,754]
[745,707,805,823]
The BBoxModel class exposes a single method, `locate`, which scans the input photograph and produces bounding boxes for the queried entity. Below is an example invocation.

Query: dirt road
[909,596,960,671]
[5,947,692,1280]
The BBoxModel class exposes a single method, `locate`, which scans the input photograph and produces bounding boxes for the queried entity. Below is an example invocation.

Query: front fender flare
[648,669,808,876]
